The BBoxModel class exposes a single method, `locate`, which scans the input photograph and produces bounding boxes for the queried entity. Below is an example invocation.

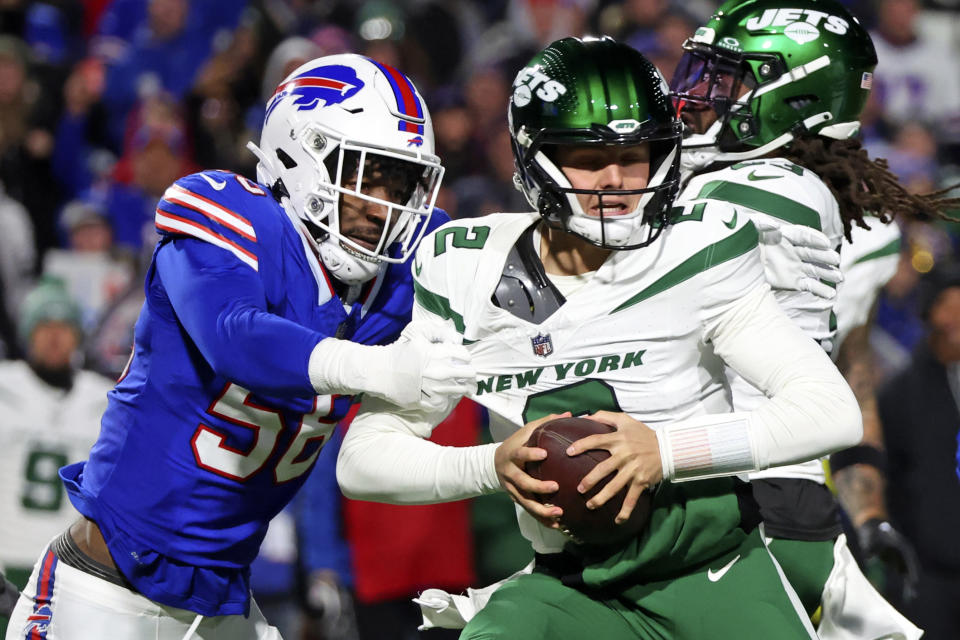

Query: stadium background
[0,0,957,639]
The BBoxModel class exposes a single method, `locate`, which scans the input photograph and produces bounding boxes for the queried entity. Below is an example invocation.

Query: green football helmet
[669,0,877,169]
[509,36,682,250]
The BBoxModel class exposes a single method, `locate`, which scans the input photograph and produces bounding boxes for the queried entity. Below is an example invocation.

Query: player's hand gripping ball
[524,416,653,547]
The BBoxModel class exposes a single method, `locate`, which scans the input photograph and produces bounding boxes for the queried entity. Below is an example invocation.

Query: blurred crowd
[0,0,958,639]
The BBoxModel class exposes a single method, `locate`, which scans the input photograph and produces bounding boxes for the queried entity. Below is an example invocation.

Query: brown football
[524,416,653,547]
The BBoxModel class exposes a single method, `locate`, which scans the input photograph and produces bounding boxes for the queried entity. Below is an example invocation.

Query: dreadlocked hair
[780,136,960,242]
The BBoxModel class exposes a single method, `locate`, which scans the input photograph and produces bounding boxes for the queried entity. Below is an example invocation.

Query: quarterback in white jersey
[0,283,112,600]
[337,37,860,640]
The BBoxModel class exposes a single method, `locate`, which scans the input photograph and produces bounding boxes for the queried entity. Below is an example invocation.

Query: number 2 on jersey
[191,382,335,483]
[522,379,622,423]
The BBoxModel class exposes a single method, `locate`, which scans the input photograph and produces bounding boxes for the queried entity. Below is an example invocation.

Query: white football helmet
[248,54,444,284]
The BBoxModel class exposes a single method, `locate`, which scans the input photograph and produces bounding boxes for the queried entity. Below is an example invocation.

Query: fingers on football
[508,446,559,493]
[565,431,614,458]
[616,482,647,525]
[578,455,623,506]
[504,477,562,523]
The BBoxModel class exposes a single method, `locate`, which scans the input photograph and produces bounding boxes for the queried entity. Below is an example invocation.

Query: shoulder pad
[680,159,839,235]
[155,170,278,271]
[663,197,760,257]
[413,213,533,332]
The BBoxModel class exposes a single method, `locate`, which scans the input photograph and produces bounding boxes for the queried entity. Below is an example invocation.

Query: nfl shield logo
[531,333,553,358]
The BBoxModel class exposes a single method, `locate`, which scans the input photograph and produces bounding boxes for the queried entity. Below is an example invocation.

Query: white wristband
[658,414,757,482]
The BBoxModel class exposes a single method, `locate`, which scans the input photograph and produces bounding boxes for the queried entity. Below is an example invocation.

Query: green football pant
[461,528,816,640]
[766,537,835,617]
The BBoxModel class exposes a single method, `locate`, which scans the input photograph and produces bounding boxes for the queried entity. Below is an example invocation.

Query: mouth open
[591,202,631,217]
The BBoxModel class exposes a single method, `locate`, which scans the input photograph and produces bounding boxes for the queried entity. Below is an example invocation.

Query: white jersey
[0,361,113,571]
[679,158,843,483]
[414,207,765,549]
[834,219,901,352]
[415,209,764,430]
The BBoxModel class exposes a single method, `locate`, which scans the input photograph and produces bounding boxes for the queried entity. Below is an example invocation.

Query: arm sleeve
[336,394,501,504]
[155,237,323,396]
[657,284,863,481]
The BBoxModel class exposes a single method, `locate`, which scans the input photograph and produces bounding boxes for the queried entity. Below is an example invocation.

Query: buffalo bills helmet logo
[407,136,424,147]
[265,65,364,124]
[25,603,53,635]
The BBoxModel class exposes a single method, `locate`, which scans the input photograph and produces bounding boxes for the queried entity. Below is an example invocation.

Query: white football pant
[818,534,923,640]
[4,547,282,640]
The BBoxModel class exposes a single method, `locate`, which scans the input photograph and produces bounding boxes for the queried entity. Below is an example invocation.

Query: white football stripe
[156,211,259,271]
[163,185,257,240]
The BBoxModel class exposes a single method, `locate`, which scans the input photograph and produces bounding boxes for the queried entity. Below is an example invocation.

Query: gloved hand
[857,518,920,602]
[302,570,360,640]
[752,217,842,300]
[308,320,475,409]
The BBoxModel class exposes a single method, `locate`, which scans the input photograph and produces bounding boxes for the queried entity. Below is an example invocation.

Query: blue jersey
[60,170,447,616]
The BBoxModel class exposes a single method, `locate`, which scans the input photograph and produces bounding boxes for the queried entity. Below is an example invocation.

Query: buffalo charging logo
[265,65,364,124]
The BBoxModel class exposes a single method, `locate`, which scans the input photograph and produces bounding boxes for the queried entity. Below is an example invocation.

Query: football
[524,416,653,547]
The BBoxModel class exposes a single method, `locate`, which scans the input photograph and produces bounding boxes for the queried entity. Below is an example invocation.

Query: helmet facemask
[513,124,681,250]
[254,120,443,285]
[670,43,774,156]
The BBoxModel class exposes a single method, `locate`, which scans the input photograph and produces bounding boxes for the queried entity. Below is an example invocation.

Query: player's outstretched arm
[158,239,474,405]
[336,394,502,504]
[657,285,862,483]
[337,395,563,513]
[309,319,475,408]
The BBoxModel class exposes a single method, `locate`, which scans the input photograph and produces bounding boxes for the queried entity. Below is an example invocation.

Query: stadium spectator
[870,0,960,143]
[0,279,113,639]
[0,34,62,260]
[97,93,197,251]
[42,196,134,335]
[96,0,249,148]
[879,260,960,639]
[0,181,35,330]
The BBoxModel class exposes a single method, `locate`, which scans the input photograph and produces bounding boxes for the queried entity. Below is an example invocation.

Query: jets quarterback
[337,37,862,640]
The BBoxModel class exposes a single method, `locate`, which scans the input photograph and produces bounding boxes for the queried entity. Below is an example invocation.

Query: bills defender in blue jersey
[5,54,473,640]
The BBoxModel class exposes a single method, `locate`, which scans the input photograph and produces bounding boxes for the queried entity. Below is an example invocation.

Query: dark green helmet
[509,36,682,250]
[669,0,877,165]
